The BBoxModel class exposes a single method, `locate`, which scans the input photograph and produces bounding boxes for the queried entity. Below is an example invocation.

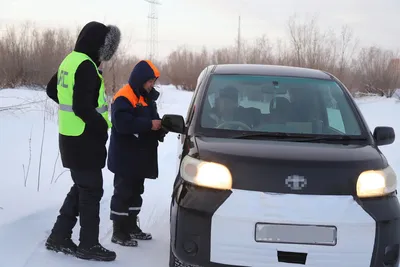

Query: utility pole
[145,0,161,61]
[237,16,241,64]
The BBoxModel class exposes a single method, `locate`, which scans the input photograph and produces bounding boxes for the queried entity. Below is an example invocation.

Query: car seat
[237,107,262,128]
[269,97,292,123]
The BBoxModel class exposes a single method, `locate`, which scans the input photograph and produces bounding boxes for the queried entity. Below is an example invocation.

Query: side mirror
[373,126,395,146]
[161,114,185,134]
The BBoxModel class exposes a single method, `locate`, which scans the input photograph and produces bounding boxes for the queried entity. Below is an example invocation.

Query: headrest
[219,86,238,101]
[270,97,291,114]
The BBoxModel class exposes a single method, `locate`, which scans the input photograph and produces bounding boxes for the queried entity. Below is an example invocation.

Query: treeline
[1,16,399,96]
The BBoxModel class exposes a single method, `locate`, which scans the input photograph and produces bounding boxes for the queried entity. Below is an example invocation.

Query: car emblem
[285,175,307,190]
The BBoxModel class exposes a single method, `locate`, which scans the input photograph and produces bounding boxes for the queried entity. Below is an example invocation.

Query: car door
[175,67,209,174]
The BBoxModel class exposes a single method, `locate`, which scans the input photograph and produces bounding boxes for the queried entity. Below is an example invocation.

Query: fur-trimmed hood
[74,21,121,65]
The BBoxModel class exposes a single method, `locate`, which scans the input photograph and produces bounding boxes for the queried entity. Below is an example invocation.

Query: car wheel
[169,246,202,267]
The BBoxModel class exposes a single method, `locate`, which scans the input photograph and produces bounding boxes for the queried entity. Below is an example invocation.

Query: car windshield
[199,74,363,137]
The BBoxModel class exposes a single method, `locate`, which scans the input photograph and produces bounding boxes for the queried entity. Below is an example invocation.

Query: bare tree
[0,22,74,88]
[356,47,400,97]
[0,17,398,94]
[244,35,274,64]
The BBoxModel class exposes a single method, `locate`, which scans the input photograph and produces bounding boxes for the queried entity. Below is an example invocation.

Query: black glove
[157,128,168,142]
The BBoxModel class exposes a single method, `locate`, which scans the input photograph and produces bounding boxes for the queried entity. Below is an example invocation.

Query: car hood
[194,136,385,195]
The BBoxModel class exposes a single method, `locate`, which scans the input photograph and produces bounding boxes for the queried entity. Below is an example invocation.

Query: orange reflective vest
[113,84,148,107]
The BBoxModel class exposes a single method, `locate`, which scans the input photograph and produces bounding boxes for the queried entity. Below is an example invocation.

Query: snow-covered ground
[0,86,399,267]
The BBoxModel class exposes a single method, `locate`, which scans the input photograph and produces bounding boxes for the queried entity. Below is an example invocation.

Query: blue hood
[128,60,160,100]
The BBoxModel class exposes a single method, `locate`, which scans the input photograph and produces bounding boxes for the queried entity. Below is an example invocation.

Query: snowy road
[0,86,192,267]
[0,87,399,267]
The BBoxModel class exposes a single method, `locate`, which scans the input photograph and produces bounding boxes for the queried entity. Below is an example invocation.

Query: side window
[185,68,207,124]
[185,93,196,123]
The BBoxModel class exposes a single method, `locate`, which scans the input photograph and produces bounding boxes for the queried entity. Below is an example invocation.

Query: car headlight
[180,155,232,190]
[356,166,397,198]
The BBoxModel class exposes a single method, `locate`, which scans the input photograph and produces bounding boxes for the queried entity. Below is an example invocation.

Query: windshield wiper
[231,132,369,143]
[231,132,310,139]
[293,135,369,143]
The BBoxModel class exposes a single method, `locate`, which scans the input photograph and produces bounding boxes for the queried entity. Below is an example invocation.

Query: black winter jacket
[46,21,120,170]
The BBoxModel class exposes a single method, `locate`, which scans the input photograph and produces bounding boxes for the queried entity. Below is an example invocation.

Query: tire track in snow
[0,87,188,267]
[0,185,114,267]
[3,143,179,267]
[93,142,177,266]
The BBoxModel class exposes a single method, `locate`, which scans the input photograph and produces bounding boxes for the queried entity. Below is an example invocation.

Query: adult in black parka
[45,21,120,261]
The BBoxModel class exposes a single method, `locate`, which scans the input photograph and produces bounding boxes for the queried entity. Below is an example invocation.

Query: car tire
[169,246,202,267]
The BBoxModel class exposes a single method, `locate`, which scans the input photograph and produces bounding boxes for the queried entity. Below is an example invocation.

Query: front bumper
[170,182,400,267]
[170,182,235,266]
[359,194,400,267]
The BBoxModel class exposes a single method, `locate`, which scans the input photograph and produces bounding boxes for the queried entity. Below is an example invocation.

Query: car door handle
[177,134,180,139]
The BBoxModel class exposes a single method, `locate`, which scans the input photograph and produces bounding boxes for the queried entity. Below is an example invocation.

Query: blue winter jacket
[107,60,165,178]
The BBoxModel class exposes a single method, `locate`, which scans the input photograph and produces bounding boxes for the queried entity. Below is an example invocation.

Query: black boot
[45,234,77,256]
[129,216,152,240]
[111,220,138,247]
[76,243,116,261]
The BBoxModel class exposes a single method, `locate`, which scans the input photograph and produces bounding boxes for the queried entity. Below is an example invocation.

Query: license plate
[255,223,337,246]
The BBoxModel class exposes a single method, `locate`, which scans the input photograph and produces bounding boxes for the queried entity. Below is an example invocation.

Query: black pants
[51,169,104,247]
[110,174,145,221]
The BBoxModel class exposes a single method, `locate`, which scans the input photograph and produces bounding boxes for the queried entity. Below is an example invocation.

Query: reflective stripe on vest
[59,104,109,113]
[57,51,112,136]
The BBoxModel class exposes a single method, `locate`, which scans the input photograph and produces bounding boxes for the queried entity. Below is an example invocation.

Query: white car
[161,64,399,267]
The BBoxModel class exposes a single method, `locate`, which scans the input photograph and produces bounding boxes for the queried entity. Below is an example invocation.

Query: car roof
[212,64,333,80]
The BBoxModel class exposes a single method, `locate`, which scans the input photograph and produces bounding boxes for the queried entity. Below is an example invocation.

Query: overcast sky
[1,0,399,60]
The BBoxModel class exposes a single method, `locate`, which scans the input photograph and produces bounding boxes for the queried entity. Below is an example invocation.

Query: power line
[145,0,161,61]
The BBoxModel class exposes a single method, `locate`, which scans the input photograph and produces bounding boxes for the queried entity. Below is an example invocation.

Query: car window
[185,68,207,124]
[199,74,362,136]
[185,90,197,124]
